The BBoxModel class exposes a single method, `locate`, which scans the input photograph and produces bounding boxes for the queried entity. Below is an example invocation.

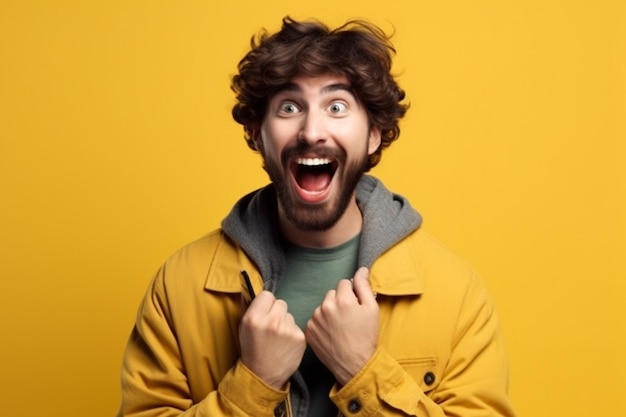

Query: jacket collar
[203,233,265,294]
[366,230,424,296]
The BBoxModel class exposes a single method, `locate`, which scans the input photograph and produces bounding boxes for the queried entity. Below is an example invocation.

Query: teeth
[296,157,331,166]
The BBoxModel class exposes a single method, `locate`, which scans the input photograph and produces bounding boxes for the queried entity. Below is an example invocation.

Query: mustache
[280,143,346,166]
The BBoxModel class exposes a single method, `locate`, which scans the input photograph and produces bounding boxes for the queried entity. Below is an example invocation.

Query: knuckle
[240,313,256,327]
[320,298,335,313]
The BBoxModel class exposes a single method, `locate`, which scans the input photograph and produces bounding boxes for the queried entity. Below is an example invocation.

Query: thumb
[352,267,376,305]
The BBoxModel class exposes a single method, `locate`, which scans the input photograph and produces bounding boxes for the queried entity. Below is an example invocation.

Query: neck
[279,198,363,249]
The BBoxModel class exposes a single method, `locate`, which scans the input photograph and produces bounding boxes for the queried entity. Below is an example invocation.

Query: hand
[305,267,379,386]
[239,291,306,390]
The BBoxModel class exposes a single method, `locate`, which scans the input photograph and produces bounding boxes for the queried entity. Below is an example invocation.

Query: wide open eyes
[275,99,349,117]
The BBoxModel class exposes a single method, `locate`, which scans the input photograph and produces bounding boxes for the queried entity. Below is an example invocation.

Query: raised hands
[239,267,379,388]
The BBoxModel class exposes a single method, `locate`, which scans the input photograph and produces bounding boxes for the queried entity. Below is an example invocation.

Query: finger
[322,288,337,302]
[335,278,354,295]
[269,299,289,317]
[285,311,297,327]
[352,267,376,305]
[245,290,276,314]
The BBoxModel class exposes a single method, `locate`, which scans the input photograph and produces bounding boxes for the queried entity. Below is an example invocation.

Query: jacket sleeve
[329,274,516,417]
[116,266,288,417]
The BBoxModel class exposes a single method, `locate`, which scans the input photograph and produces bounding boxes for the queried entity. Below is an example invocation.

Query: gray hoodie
[221,175,422,292]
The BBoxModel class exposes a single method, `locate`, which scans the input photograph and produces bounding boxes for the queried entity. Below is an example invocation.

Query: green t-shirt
[275,234,360,417]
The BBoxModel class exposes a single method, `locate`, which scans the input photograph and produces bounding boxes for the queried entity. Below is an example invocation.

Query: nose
[297,110,327,145]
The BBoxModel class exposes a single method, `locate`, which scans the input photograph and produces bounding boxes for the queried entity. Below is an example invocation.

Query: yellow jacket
[117,177,515,417]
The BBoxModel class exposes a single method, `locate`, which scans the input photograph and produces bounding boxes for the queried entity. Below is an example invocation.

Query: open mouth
[290,157,339,196]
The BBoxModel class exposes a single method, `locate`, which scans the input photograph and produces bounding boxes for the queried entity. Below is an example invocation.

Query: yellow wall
[1,1,624,416]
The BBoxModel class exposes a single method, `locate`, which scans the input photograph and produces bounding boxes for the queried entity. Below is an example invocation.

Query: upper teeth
[296,158,331,166]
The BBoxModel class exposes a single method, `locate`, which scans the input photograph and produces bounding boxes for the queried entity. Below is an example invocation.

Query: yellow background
[1,1,624,416]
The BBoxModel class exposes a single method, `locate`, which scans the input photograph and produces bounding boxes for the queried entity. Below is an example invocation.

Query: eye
[328,102,347,114]
[278,102,300,115]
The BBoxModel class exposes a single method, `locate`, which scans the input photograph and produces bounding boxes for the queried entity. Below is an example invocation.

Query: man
[116,17,516,417]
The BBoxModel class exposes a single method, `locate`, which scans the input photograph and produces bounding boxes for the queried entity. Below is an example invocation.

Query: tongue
[298,171,331,192]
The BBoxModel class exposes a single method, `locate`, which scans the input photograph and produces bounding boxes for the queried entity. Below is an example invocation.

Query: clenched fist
[305,267,379,386]
[239,291,306,389]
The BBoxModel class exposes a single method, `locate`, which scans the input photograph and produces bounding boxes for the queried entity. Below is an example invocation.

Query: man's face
[257,73,381,232]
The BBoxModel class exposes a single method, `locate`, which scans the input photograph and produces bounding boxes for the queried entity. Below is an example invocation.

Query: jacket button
[348,399,362,413]
[423,371,436,386]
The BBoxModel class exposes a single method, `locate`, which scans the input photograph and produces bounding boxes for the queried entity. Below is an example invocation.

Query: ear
[367,126,382,155]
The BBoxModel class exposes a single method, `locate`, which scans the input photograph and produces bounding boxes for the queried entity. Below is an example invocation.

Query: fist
[305,267,379,385]
[239,291,306,389]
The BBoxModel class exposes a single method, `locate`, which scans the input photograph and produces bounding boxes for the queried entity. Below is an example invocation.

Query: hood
[221,175,422,291]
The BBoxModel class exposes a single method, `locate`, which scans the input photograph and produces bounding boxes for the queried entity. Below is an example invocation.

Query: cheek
[259,125,279,154]
[259,139,286,164]
[337,124,372,153]
[263,121,298,151]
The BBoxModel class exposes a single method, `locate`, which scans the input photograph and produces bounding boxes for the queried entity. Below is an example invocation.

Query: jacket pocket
[397,357,440,393]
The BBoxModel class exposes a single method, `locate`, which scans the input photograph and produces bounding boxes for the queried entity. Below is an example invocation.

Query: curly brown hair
[231,16,408,170]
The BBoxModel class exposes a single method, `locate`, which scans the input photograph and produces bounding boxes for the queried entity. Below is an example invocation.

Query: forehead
[272,73,354,98]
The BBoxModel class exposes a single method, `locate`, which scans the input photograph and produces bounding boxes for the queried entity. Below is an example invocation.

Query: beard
[262,142,368,232]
